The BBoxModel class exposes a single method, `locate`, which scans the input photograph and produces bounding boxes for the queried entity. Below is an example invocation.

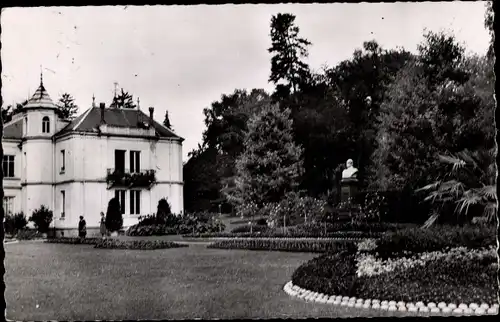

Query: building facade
[2,78,184,236]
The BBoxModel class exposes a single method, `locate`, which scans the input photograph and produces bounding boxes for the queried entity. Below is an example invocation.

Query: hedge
[94,239,188,250]
[207,239,357,253]
[183,230,382,239]
[372,225,497,259]
[46,237,101,245]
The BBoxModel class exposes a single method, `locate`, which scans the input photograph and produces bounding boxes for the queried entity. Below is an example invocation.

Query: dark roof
[3,118,23,140]
[56,107,182,140]
[24,82,58,109]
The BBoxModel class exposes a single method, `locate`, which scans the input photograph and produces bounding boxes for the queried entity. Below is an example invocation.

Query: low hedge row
[94,239,188,250]
[46,237,101,244]
[207,239,357,253]
[372,225,496,259]
[16,229,45,240]
[183,230,382,239]
[126,224,178,236]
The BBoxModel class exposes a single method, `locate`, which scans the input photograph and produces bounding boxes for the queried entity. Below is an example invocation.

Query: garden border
[283,281,499,316]
[186,237,373,241]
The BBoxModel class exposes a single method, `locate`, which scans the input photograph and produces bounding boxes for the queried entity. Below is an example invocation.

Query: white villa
[2,77,184,236]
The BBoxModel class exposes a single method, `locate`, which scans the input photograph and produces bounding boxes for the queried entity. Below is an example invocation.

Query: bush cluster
[291,251,358,296]
[126,211,226,236]
[207,239,356,253]
[265,192,328,227]
[373,225,496,259]
[45,237,101,245]
[4,212,28,235]
[28,205,53,233]
[94,239,188,250]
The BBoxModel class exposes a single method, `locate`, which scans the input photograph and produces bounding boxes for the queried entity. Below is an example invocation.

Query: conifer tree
[230,103,304,212]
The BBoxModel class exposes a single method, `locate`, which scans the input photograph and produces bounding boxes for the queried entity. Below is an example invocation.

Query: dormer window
[42,116,50,133]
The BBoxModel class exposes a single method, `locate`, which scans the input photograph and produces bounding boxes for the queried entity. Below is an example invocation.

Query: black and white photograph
[0,1,497,320]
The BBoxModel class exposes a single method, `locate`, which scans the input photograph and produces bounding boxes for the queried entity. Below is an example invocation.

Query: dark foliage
[94,239,188,250]
[28,205,53,233]
[291,251,359,296]
[4,212,28,235]
[373,225,497,259]
[105,198,123,232]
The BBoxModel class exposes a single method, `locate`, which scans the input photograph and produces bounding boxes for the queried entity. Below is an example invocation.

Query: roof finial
[92,94,96,107]
[137,97,140,110]
[40,65,43,86]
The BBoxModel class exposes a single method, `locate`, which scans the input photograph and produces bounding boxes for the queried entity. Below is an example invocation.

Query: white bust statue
[342,159,358,179]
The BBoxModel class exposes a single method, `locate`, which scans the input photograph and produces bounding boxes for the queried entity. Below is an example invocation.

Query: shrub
[374,225,497,258]
[267,192,328,227]
[94,239,188,250]
[16,229,44,240]
[4,212,28,235]
[28,205,53,233]
[105,198,123,232]
[156,198,172,224]
[207,239,356,253]
[291,250,359,296]
[231,224,269,234]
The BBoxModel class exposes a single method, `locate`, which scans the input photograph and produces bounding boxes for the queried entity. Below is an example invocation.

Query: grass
[5,241,417,320]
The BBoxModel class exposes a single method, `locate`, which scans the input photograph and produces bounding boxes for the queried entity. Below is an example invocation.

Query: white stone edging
[283,281,499,316]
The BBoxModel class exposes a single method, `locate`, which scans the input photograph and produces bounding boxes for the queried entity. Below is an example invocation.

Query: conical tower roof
[24,75,57,109]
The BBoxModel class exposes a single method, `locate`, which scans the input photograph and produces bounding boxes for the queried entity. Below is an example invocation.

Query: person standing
[99,212,107,239]
[78,216,87,239]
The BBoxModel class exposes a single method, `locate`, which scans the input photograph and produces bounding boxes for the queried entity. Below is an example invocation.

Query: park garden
[3,4,498,319]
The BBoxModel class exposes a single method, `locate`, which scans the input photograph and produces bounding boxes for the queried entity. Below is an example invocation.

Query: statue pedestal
[340,178,359,203]
[335,178,359,222]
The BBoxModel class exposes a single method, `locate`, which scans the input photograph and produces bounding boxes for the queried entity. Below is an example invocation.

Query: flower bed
[183,230,382,239]
[46,237,102,245]
[94,239,188,250]
[289,225,498,310]
[207,239,357,253]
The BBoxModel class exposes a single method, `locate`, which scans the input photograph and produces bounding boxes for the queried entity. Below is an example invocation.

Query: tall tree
[268,13,312,95]
[110,88,136,109]
[163,110,173,130]
[372,32,493,193]
[56,93,79,120]
[228,104,304,212]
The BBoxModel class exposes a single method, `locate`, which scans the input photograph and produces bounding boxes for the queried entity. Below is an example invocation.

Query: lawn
[5,241,409,320]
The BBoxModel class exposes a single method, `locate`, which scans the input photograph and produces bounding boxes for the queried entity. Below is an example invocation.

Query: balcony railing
[106,168,157,189]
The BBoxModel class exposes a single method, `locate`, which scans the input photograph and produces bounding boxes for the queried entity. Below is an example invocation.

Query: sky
[1,2,491,161]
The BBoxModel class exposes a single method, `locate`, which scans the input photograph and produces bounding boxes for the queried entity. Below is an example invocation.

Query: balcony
[106,168,157,190]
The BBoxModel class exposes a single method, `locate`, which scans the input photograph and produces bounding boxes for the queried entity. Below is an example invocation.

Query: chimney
[148,107,154,121]
[100,102,105,123]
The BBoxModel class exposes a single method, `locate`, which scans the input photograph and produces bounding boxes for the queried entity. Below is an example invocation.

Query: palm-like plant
[416,148,497,227]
